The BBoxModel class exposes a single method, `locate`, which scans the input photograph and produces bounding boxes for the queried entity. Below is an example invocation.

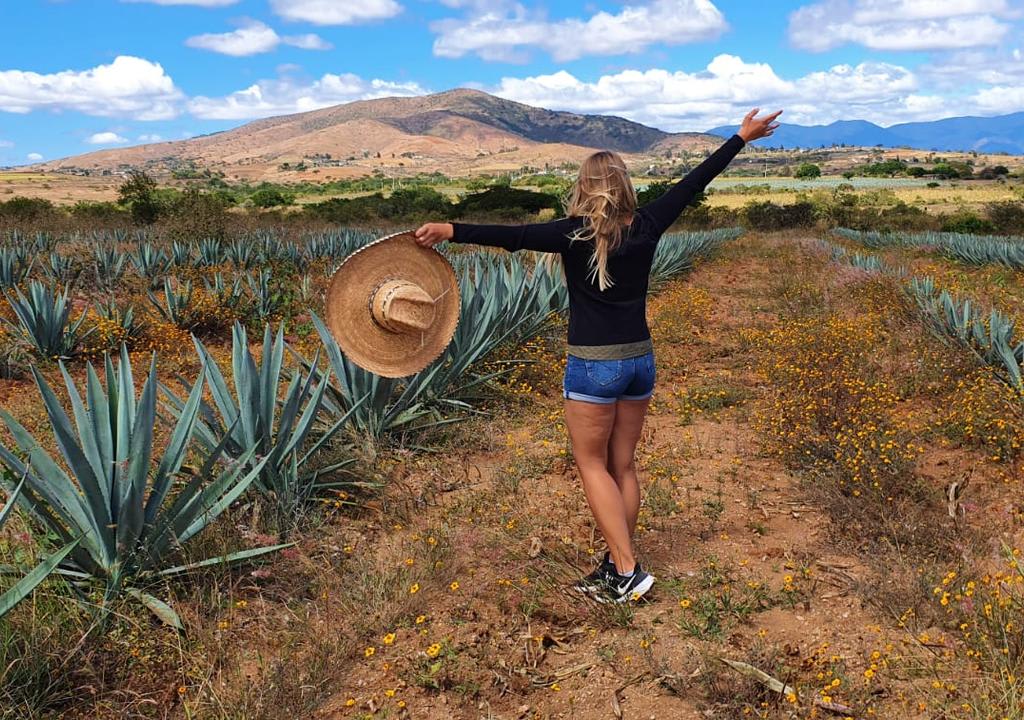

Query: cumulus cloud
[186,20,281,56]
[185,19,332,56]
[269,0,402,25]
[432,0,727,62]
[137,133,163,142]
[0,139,12,148]
[26,152,43,161]
[920,47,1024,89]
[490,54,950,130]
[284,33,333,50]
[87,132,129,145]
[971,85,1024,114]
[188,72,428,120]
[0,56,182,120]
[788,0,1016,52]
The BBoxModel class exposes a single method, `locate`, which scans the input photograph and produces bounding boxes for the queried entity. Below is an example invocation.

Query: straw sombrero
[325,231,460,378]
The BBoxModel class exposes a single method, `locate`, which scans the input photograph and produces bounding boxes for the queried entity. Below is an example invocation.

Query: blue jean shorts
[563,352,656,404]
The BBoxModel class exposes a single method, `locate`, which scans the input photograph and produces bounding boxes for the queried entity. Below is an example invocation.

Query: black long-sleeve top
[451,134,746,355]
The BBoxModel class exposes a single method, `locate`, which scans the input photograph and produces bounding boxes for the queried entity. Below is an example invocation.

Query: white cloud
[138,133,163,142]
[920,47,1024,88]
[185,20,333,55]
[87,132,129,145]
[270,0,402,25]
[122,0,239,6]
[186,19,281,56]
[0,56,182,120]
[432,0,728,62]
[491,54,951,130]
[0,139,12,148]
[27,153,43,161]
[789,0,1016,52]
[283,33,333,50]
[188,72,429,120]
[971,85,1024,114]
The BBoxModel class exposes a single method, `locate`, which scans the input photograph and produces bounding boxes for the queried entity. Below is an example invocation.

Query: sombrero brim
[325,231,460,378]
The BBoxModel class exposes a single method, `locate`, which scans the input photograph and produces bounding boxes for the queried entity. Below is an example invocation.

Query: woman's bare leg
[606,398,650,537]
[564,399,637,574]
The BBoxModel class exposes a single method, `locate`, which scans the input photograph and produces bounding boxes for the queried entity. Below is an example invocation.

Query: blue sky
[2,0,1022,165]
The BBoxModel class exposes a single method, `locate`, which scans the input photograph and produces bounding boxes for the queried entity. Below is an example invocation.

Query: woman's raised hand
[738,108,783,143]
[414,222,454,247]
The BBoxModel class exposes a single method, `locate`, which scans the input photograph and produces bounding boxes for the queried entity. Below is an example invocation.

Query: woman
[415,108,782,603]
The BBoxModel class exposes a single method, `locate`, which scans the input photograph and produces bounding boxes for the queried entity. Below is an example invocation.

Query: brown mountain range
[37,89,725,182]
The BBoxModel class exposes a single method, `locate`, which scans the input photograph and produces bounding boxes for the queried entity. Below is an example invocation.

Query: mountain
[708,112,1024,154]
[37,89,722,181]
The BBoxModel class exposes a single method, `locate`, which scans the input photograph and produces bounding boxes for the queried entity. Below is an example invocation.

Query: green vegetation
[794,163,821,179]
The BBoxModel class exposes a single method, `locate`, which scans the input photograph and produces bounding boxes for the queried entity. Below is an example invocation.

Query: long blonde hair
[565,150,637,291]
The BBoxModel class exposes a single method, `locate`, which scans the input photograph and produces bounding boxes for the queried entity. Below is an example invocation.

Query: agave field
[0,226,737,626]
[2,222,1024,719]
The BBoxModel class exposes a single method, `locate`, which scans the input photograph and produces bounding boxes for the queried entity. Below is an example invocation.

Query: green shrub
[794,163,821,179]
[455,186,560,218]
[250,188,295,208]
[985,201,1024,234]
[68,201,128,224]
[742,201,816,231]
[305,187,453,223]
[941,211,996,234]
[164,189,230,241]
[117,170,162,225]
[636,181,673,205]
[0,197,58,223]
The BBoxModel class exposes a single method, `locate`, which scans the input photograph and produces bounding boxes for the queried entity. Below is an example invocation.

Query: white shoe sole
[594,574,655,604]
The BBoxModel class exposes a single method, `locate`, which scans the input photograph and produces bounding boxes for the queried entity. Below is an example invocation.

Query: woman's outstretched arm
[642,108,782,236]
[414,217,582,253]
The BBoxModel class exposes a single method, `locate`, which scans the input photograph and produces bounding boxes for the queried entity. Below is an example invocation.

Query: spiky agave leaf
[3,280,91,359]
[167,323,346,524]
[0,346,282,621]
[0,245,34,288]
[0,479,79,618]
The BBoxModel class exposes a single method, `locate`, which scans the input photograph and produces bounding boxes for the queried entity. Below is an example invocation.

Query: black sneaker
[595,565,655,604]
[573,552,615,595]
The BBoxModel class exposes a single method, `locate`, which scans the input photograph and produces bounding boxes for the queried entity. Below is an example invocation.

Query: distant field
[0,172,50,181]
[704,175,1022,210]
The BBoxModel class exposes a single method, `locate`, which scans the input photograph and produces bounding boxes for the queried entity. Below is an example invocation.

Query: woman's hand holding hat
[414,222,454,247]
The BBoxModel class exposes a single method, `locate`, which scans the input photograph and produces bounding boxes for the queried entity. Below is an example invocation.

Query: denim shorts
[563,352,656,404]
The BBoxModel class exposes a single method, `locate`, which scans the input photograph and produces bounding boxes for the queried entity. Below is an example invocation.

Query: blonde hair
[565,150,637,291]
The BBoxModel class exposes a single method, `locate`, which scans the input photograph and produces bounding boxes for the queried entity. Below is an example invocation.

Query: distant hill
[708,112,1024,154]
[36,89,722,181]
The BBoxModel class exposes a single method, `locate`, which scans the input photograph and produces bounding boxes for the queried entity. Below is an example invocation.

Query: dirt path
[312,235,917,719]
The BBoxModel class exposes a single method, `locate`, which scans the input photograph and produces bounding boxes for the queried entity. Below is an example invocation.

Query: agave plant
[43,251,79,285]
[836,227,1024,270]
[168,323,358,525]
[0,245,34,288]
[196,238,226,268]
[3,280,90,359]
[226,238,258,269]
[203,271,246,311]
[0,347,288,626]
[148,277,195,329]
[93,245,128,293]
[95,300,146,346]
[0,479,79,619]
[246,268,288,322]
[310,315,440,441]
[908,276,1024,389]
[651,228,742,284]
[170,241,194,268]
[130,242,171,285]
